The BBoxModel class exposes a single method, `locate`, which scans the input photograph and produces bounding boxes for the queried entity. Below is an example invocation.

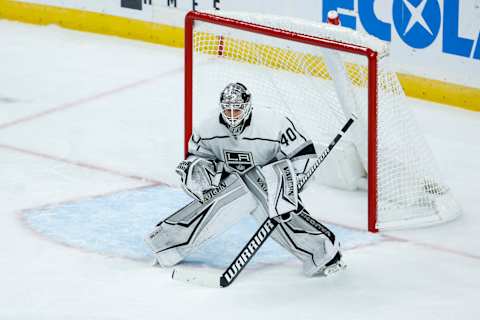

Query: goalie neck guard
[219,82,252,136]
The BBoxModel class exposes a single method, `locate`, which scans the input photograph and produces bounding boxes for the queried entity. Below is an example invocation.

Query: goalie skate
[317,252,346,277]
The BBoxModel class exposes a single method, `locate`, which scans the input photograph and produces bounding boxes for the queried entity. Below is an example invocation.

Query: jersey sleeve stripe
[188,149,217,159]
[199,135,231,141]
[242,137,280,143]
[285,117,307,142]
[287,141,317,160]
[191,134,201,144]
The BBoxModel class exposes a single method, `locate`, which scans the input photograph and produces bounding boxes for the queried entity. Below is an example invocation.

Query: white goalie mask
[219,83,252,136]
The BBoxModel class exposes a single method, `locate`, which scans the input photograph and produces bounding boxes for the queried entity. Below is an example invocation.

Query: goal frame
[184,11,380,232]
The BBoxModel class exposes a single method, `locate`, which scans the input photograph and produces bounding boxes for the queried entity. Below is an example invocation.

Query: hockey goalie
[145,83,345,281]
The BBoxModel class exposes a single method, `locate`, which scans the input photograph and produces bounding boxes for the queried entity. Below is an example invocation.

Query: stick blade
[171,266,222,288]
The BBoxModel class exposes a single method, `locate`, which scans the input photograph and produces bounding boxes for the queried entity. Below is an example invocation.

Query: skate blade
[323,262,347,276]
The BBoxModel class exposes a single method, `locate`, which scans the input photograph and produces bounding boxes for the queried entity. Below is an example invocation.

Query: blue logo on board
[322,0,480,60]
[392,0,441,49]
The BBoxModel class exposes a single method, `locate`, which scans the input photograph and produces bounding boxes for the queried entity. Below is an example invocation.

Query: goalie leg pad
[250,207,340,276]
[242,167,340,276]
[145,174,258,267]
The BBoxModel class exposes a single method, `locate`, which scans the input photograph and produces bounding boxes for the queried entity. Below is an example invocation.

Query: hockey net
[184,11,461,232]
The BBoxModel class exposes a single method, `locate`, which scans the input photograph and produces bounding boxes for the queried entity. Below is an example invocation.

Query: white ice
[0,21,479,320]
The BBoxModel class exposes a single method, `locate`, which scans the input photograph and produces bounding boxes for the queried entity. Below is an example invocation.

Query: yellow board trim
[398,73,480,111]
[1,0,479,111]
[0,0,185,48]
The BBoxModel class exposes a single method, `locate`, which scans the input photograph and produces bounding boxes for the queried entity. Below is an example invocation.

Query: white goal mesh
[186,11,461,231]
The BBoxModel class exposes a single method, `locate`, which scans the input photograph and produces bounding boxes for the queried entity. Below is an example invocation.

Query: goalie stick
[173,114,357,287]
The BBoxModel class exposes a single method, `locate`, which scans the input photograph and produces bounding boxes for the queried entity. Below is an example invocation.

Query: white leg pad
[145,174,258,267]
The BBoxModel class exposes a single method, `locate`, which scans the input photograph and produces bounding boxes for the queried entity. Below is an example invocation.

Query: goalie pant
[146,170,340,276]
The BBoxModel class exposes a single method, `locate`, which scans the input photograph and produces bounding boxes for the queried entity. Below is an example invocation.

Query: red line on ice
[321,218,480,261]
[0,66,183,130]
[0,143,165,185]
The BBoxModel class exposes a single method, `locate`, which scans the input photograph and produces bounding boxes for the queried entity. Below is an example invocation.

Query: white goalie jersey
[187,108,317,175]
[149,79,345,279]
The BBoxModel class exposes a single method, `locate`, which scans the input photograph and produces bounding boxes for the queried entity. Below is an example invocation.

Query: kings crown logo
[224,151,254,174]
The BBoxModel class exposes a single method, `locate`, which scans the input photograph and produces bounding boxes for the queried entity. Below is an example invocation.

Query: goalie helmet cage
[183,11,461,232]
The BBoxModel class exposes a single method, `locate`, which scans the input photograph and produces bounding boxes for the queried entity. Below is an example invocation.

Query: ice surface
[0,21,479,320]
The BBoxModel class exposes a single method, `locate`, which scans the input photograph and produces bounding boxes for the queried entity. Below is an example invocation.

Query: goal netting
[184,11,461,232]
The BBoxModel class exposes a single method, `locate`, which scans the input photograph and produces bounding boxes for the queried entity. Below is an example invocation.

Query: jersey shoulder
[253,109,315,159]
[248,109,303,139]
[194,115,230,139]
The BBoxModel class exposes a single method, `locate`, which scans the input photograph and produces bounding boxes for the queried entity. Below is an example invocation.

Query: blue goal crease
[23,185,381,268]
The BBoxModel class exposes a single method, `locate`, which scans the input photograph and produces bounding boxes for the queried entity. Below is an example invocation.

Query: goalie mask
[219,82,252,136]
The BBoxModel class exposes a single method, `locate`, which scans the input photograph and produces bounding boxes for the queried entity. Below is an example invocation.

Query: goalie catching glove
[175,157,224,202]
